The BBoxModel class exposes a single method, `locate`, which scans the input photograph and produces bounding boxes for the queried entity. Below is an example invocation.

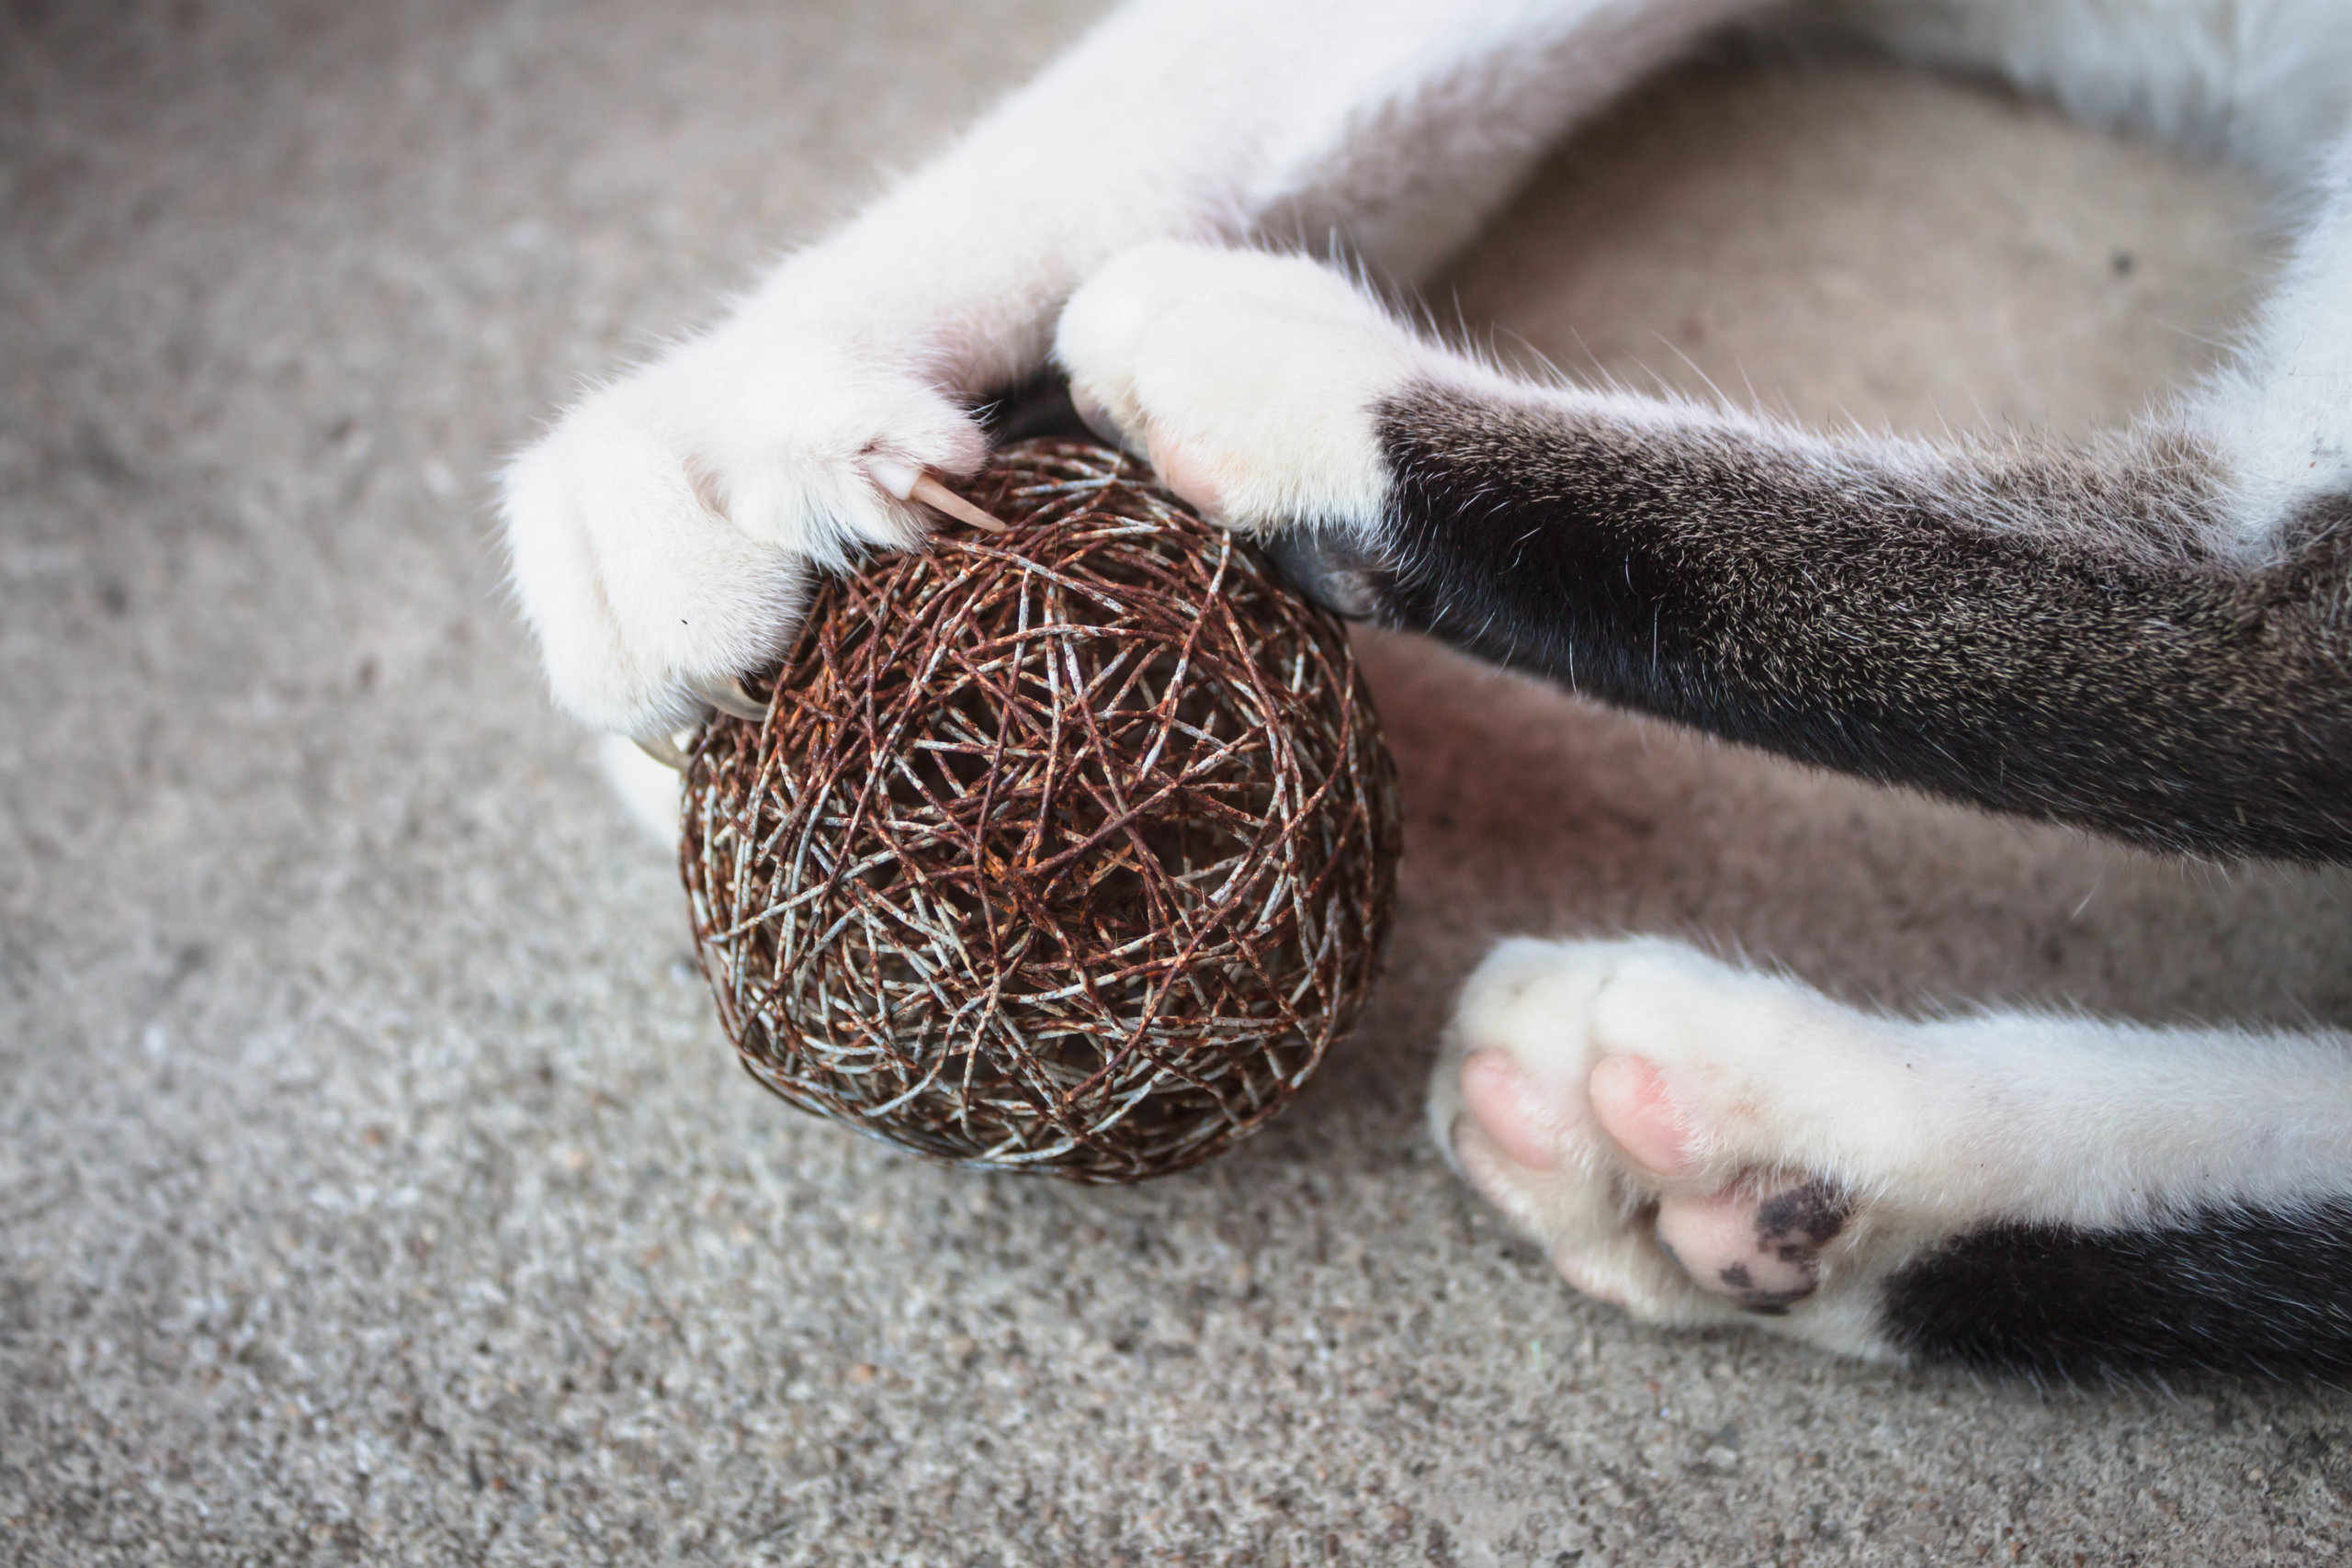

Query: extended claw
[909,472,1008,534]
[693,674,768,723]
[860,455,1008,533]
[635,732,691,771]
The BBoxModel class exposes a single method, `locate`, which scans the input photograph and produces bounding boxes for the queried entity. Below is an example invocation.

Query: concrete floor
[6,2,2352,1563]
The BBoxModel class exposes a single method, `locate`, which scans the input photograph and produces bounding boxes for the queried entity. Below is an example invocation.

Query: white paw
[1430,938,1932,1358]
[1055,242,1441,537]
[501,334,985,738]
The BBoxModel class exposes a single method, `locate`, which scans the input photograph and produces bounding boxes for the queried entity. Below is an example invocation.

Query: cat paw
[1430,938,1936,1358]
[1056,242,1442,540]
[501,334,985,739]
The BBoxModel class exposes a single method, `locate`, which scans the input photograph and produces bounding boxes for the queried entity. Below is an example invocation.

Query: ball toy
[680,439,1401,1181]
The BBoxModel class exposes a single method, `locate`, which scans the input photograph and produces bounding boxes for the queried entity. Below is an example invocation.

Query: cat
[501,0,2352,1380]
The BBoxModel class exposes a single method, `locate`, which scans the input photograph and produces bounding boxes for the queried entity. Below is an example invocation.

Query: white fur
[502,0,1764,740]
[1057,244,1447,536]
[508,0,2352,737]
[1430,938,2352,1359]
[516,0,2352,1352]
[504,0,2352,738]
[2192,131,2352,542]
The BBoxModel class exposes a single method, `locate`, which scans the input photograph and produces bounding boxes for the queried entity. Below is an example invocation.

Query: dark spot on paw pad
[1755,1180,1849,1249]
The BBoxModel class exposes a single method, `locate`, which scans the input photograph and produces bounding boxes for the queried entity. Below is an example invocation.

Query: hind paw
[1430,938,1939,1357]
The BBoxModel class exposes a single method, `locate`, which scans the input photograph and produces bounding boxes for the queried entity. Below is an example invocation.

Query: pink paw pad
[1655,1180,1851,1313]
[1585,1054,1696,1176]
[1580,1054,1853,1313]
[1456,1049,1581,1172]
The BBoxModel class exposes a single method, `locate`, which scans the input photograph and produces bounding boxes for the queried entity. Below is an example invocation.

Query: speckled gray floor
[6,3,2352,1564]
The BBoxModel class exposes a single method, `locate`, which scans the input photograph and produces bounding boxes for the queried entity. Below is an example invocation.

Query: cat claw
[692,674,768,723]
[1069,383,1147,460]
[1267,526,1387,620]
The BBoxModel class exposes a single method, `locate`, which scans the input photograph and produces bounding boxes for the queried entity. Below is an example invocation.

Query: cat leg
[1055,44,2352,1382]
[499,0,1765,743]
[1430,935,2352,1377]
[1056,215,2352,862]
[1057,237,2352,1376]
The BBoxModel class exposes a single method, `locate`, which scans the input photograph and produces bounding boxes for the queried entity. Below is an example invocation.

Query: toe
[1144,429,1227,520]
[1586,1054,1695,1177]
[1457,1049,1580,1173]
[1447,1111,1547,1232]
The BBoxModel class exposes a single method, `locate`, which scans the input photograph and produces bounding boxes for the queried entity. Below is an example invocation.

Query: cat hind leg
[1431,938,1913,1355]
[1432,936,2352,1376]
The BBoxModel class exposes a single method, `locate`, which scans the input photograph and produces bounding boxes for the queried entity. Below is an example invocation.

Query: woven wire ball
[680,439,1402,1182]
